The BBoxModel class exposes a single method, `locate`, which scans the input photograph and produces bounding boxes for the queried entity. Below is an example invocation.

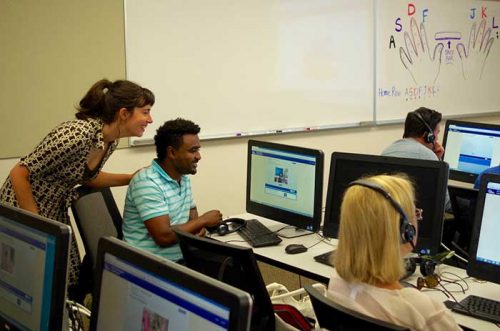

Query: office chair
[173,229,314,331]
[70,186,123,302]
[448,185,478,256]
[304,284,409,331]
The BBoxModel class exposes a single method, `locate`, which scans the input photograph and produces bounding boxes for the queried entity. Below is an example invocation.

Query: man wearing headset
[382,107,444,161]
[381,107,450,211]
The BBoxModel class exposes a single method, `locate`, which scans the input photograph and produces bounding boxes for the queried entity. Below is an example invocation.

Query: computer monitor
[90,237,252,331]
[323,152,449,255]
[173,228,275,331]
[467,173,500,285]
[442,120,500,183]
[0,203,71,331]
[246,139,324,232]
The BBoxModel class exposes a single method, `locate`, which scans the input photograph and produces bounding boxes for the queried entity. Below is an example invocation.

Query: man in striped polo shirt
[122,118,223,262]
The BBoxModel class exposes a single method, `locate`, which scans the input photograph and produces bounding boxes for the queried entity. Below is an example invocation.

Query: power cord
[440,242,468,264]
[66,299,90,331]
[306,234,334,250]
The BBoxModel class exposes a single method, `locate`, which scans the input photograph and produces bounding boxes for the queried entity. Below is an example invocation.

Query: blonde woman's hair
[333,174,416,286]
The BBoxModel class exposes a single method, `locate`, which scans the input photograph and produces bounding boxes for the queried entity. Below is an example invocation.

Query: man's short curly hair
[154,118,201,160]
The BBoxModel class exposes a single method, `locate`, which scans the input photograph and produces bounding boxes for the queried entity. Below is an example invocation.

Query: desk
[449,180,474,190]
[215,213,500,331]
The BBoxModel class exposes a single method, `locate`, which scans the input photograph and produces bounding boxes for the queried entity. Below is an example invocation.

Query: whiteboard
[125,0,374,145]
[376,0,500,122]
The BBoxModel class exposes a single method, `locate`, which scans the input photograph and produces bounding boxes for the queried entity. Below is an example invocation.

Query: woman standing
[0,79,154,293]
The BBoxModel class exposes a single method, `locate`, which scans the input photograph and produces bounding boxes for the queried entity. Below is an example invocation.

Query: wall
[0,0,126,158]
[2,115,498,219]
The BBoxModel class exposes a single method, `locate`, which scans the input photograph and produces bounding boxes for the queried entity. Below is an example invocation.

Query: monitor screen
[174,228,274,331]
[442,120,500,183]
[246,140,324,232]
[0,203,71,331]
[90,237,252,331]
[323,152,449,255]
[467,174,500,285]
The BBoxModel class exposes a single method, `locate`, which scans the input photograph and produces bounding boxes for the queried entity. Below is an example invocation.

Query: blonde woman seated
[328,174,461,331]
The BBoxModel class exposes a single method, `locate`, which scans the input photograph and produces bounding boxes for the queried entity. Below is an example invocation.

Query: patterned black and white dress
[0,118,118,286]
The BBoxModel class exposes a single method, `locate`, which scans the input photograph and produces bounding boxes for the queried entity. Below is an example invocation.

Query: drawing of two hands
[400,17,494,84]
[456,19,495,80]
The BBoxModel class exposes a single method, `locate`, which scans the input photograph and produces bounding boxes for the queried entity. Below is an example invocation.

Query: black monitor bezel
[0,203,71,331]
[442,119,500,184]
[322,152,449,255]
[89,237,253,331]
[246,139,324,232]
[467,173,500,284]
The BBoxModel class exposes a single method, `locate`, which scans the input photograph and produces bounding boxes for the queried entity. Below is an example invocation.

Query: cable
[435,278,476,314]
[277,230,316,239]
[450,240,470,259]
[306,234,334,250]
[439,270,470,293]
[66,300,89,331]
[440,242,468,264]
[315,232,336,247]
[223,239,248,244]
[419,284,450,299]
[67,300,91,317]
[273,225,290,234]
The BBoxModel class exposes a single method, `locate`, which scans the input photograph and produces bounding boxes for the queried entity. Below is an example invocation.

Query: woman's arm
[84,171,133,188]
[9,163,38,214]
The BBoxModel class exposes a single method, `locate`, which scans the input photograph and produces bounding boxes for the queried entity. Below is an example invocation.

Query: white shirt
[328,270,462,331]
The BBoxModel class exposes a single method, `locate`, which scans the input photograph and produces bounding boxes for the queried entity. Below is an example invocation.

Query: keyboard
[451,295,500,324]
[237,219,282,248]
[314,250,335,266]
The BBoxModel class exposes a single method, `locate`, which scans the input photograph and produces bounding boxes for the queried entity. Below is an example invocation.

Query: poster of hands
[376,0,499,122]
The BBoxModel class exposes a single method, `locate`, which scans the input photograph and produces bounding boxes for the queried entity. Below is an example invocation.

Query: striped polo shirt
[123,159,195,261]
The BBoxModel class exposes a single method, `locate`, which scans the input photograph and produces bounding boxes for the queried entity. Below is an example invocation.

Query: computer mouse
[285,244,308,254]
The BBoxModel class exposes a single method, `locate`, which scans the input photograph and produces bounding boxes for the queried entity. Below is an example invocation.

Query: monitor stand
[267,223,315,238]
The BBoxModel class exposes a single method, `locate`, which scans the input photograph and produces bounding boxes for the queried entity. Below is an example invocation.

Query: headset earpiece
[404,257,417,278]
[404,256,437,278]
[217,223,230,236]
[216,218,246,236]
[419,258,437,277]
[348,179,415,245]
[401,221,416,246]
[413,111,435,144]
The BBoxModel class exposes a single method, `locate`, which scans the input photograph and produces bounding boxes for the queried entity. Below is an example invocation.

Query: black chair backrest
[173,228,275,331]
[71,186,123,267]
[448,185,478,252]
[304,284,409,331]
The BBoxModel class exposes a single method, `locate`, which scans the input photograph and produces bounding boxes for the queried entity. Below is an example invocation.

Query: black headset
[348,179,416,246]
[413,111,435,144]
[404,256,437,278]
[215,218,246,236]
